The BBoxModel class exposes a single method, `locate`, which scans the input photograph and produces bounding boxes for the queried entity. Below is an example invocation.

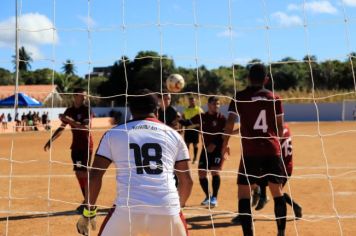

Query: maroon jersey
[190,112,226,148]
[228,86,283,157]
[64,105,93,151]
[281,124,293,175]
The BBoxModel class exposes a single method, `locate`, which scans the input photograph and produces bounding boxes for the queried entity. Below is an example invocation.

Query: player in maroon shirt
[253,124,302,216]
[180,96,226,207]
[44,88,93,211]
[231,124,302,225]
[222,64,287,236]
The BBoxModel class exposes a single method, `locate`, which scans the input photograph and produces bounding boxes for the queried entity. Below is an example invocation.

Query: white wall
[0,102,349,122]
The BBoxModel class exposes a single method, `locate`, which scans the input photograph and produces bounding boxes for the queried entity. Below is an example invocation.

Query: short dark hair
[73,87,86,94]
[249,64,267,83]
[208,96,219,104]
[128,89,159,115]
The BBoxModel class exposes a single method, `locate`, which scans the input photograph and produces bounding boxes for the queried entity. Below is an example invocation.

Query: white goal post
[342,99,356,121]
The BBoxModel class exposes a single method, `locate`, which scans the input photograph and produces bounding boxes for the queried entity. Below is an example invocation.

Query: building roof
[0,85,61,103]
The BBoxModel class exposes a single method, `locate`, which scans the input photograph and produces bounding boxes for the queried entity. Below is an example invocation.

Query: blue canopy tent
[0,93,43,107]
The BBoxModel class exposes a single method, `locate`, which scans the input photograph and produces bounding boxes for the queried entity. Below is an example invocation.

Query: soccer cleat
[255,197,269,211]
[293,204,303,219]
[201,197,210,206]
[210,197,218,207]
[251,186,261,207]
[231,215,241,225]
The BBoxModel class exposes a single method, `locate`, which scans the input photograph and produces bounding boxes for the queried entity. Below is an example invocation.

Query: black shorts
[257,173,291,187]
[198,148,222,170]
[184,129,199,144]
[237,156,287,185]
[71,149,92,171]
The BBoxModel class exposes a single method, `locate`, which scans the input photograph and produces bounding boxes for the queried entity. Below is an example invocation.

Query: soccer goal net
[1,0,356,236]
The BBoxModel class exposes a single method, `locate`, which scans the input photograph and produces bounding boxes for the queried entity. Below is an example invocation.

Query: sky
[0,0,356,77]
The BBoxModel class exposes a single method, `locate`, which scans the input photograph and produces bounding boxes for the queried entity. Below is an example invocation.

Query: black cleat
[255,197,268,211]
[231,215,241,225]
[293,204,303,219]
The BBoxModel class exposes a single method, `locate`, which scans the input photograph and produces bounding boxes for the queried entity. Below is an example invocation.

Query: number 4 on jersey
[253,110,268,133]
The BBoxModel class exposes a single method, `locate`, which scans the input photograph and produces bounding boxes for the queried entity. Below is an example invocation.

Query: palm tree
[62,59,76,75]
[58,59,77,92]
[12,46,32,71]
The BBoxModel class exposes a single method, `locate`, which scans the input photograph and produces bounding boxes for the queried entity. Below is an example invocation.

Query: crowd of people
[0,111,50,132]
[39,64,302,236]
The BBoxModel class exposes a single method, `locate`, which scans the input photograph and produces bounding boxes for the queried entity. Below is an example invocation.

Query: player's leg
[198,151,210,205]
[209,171,220,207]
[209,150,223,207]
[282,176,302,218]
[192,142,198,164]
[255,177,269,211]
[238,184,254,236]
[267,157,287,236]
[71,149,92,211]
[99,208,142,236]
[237,156,259,236]
[148,211,189,236]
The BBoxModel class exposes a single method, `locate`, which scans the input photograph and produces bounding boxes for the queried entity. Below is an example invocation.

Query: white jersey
[96,117,190,215]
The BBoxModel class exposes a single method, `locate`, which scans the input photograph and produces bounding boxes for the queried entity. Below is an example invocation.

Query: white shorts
[99,207,189,236]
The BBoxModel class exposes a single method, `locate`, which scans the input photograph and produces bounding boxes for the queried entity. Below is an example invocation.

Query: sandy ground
[1,120,356,235]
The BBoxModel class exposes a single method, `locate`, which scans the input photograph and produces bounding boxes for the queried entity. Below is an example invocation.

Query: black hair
[128,89,159,115]
[208,96,219,104]
[109,110,122,124]
[249,64,267,83]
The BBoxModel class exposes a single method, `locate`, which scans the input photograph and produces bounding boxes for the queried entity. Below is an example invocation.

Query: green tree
[12,46,32,71]
[131,51,174,92]
[62,59,76,76]
[55,74,82,93]
[0,68,13,85]
[98,57,131,106]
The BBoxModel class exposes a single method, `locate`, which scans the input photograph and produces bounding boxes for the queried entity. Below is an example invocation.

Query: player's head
[109,110,122,125]
[128,89,159,118]
[158,91,171,109]
[73,88,87,106]
[248,64,268,86]
[207,96,220,114]
[188,97,196,107]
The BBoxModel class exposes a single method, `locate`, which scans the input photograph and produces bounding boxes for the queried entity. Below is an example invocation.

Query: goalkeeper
[76,89,193,236]
[44,88,93,212]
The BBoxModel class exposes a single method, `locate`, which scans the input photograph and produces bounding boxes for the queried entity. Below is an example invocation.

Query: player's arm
[276,115,284,138]
[86,155,111,206]
[179,113,200,127]
[43,122,66,151]
[59,114,89,130]
[221,113,237,157]
[275,97,284,138]
[171,111,182,130]
[175,160,193,207]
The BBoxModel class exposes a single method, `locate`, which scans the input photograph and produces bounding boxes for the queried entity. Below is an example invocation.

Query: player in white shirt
[76,89,193,236]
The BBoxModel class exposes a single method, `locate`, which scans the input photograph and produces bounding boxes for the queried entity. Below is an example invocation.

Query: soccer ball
[166,74,185,93]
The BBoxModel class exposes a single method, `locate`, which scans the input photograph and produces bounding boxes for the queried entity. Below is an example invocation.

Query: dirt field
[1,121,356,236]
